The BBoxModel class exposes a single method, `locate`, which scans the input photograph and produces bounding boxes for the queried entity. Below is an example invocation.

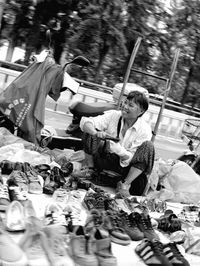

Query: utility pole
[0,0,5,30]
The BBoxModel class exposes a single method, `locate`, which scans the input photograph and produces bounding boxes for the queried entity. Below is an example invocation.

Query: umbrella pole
[117,37,142,109]
[151,48,180,142]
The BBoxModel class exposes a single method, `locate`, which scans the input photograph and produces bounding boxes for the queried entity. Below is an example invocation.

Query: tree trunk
[181,40,200,104]
[94,46,109,83]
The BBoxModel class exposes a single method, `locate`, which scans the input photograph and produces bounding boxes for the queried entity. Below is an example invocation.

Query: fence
[0,63,198,140]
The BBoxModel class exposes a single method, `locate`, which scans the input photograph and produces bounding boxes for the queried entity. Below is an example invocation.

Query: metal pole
[151,48,180,142]
[117,37,142,109]
[0,0,5,30]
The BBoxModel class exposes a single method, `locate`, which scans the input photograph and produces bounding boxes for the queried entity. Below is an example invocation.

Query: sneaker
[0,229,28,266]
[133,212,159,240]
[19,223,54,266]
[135,238,172,266]
[163,242,190,266]
[23,200,37,222]
[43,224,74,266]
[94,228,117,266]
[44,202,66,226]
[103,210,131,246]
[0,179,10,211]
[52,188,70,207]
[26,170,43,194]
[83,188,108,210]
[70,225,98,266]
[8,186,28,202]
[118,210,144,241]
[72,167,95,180]
[7,170,29,192]
[5,200,26,232]
[85,209,104,232]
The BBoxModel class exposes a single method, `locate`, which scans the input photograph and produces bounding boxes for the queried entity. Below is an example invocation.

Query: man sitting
[79,91,155,197]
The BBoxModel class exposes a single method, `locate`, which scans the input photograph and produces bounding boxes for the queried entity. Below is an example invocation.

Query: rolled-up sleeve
[80,110,120,132]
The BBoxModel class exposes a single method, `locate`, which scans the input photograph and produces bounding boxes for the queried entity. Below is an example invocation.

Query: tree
[67,0,128,83]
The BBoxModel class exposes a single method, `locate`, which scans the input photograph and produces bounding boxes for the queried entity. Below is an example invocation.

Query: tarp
[0,56,64,144]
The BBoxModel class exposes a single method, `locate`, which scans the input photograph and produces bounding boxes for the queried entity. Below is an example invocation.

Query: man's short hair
[127,91,149,114]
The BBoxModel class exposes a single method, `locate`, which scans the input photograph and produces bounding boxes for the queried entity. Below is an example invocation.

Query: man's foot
[116,181,131,198]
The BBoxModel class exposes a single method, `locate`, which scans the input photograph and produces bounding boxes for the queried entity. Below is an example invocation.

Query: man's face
[121,98,143,120]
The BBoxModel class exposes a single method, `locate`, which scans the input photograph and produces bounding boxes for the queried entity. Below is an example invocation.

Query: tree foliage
[1,0,200,108]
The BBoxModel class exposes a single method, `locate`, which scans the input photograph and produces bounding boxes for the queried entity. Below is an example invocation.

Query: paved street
[45,108,189,161]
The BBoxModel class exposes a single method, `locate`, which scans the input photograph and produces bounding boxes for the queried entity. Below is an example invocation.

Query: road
[44,109,189,161]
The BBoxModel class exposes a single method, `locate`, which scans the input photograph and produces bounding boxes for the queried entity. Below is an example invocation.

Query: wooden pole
[151,48,180,142]
[117,37,142,109]
[0,0,5,30]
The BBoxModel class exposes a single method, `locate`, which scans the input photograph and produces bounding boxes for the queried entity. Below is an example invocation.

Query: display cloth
[0,128,200,266]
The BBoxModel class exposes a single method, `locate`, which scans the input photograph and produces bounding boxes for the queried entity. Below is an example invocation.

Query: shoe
[8,186,28,202]
[43,167,65,195]
[7,170,29,192]
[158,211,182,233]
[133,212,159,240]
[135,238,172,266]
[23,200,37,222]
[72,167,95,180]
[94,228,117,266]
[26,170,43,194]
[0,160,15,175]
[52,188,70,206]
[0,229,28,266]
[116,181,131,198]
[103,210,131,246]
[70,225,98,266]
[0,179,10,211]
[44,202,66,226]
[83,188,108,210]
[163,242,190,266]
[118,210,144,241]
[43,224,74,266]
[34,164,51,180]
[19,223,55,265]
[64,190,87,225]
[5,200,26,232]
[85,209,104,233]
[60,161,73,177]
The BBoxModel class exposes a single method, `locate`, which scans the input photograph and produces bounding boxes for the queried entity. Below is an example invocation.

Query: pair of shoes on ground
[135,238,190,266]
[0,160,32,175]
[103,209,159,244]
[19,215,73,266]
[70,225,117,266]
[83,187,117,211]
[7,169,44,197]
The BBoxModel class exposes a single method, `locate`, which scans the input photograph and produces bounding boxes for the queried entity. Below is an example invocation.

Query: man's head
[121,91,149,120]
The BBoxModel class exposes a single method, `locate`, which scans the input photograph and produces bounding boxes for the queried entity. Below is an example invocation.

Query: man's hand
[95,130,108,139]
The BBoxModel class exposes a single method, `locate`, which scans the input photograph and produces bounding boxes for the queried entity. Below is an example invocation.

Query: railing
[0,60,199,140]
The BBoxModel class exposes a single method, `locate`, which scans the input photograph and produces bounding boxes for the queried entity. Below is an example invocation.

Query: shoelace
[142,215,154,231]
[0,184,9,199]
[167,242,184,260]
[151,240,165,255]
